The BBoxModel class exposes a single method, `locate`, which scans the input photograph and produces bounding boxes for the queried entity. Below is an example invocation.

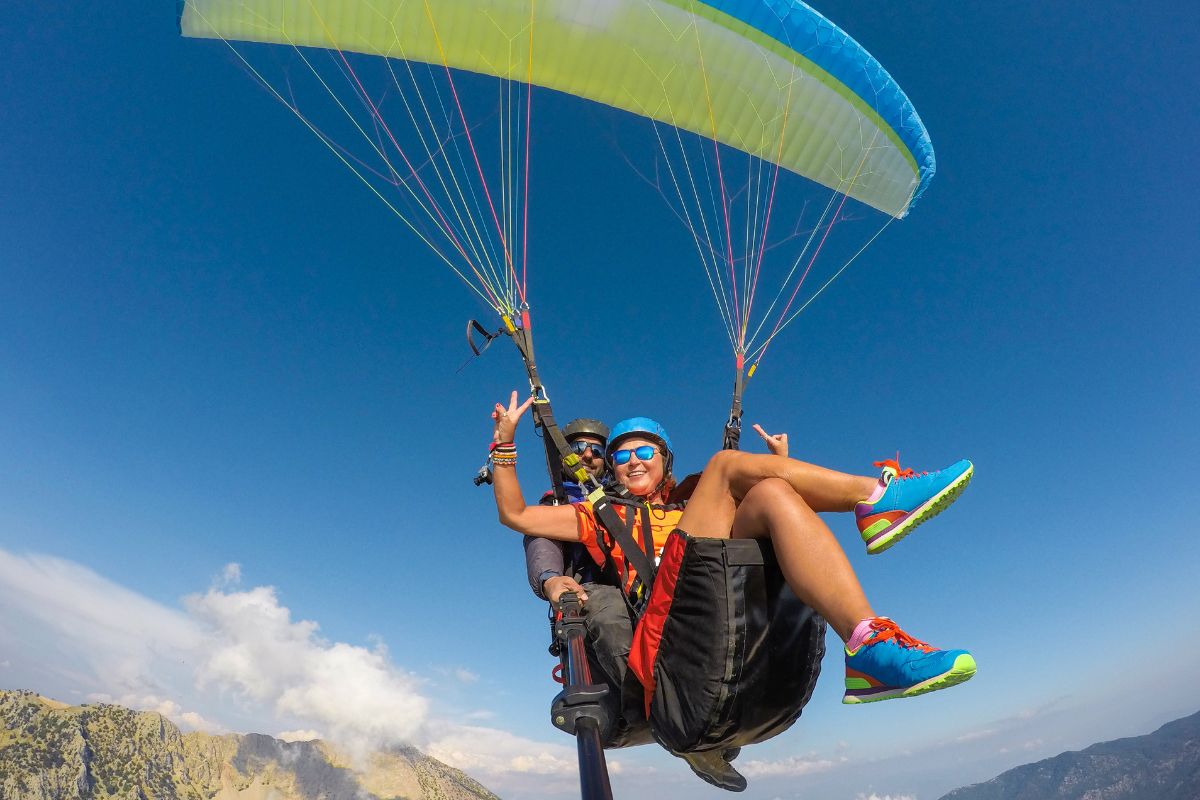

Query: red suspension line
[756,187,854,366]
[423,1,526,307]
[329,48,497,303]
[521,0,536,300]
[686,3,740,338]
[743,92,795,349]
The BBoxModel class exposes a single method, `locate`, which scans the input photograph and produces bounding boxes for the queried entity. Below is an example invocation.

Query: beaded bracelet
[490,441,517,467]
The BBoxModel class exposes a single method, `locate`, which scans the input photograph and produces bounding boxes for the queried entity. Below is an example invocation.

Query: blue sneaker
[856,458,973,554]
[843,618,976,704]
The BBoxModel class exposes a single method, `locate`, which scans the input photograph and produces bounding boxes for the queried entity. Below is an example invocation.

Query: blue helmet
[607,417,674,476]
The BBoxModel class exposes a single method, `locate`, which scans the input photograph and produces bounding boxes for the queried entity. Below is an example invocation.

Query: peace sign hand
[492,390,534,444]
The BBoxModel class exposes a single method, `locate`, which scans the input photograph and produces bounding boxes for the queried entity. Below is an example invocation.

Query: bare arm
[491,391,581,542]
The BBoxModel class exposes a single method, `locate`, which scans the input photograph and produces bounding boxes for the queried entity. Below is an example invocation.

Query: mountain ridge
[938,708,1200,800]
[0,689,499,800]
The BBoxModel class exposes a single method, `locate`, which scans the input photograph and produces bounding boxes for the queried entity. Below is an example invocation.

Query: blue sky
[2,2,1199,799]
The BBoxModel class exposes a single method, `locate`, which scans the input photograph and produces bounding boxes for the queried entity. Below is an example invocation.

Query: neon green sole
[842,653,977,704]
[865,465,974,555]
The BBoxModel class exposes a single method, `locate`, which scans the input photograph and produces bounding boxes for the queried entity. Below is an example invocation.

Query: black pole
[574,718,612,800]
[551,594,614,800]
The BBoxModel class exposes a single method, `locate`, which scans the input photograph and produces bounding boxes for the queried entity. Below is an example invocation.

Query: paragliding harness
[470,313,825,798]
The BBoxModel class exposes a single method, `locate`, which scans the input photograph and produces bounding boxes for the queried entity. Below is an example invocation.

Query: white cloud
[219,563,242,586]
[426,723,578,777]
[84,692,226,733]
[462,709,497,722]
[0,547,431,756]
[955,727,997,743]
[278,729,323,742]
[739,753,845,777]
[423,722,595,799]
[454,668,480,684]
[938,698,1068,754]
[0,550,203,697]
[186,584,431,755]
[855,794,917,800]
[180,710,224,732]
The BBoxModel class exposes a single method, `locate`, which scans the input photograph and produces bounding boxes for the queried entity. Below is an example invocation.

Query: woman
[489,391,977,705]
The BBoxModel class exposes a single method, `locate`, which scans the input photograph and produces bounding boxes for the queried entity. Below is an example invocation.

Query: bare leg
[713,478,872,641]
[677,450,877,538]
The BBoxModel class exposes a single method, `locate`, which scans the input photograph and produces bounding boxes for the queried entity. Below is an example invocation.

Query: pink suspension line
[706,135,738,336]
[423,1,526,307]
[330,47,504,309]
[743,96,795,351]
[521,1,536,301]
[755,187,855,367]
[690,5,740,338]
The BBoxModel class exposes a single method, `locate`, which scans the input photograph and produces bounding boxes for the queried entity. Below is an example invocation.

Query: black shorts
[629,530,826,753]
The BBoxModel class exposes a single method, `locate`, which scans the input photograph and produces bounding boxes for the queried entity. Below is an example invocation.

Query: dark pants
[579,583,654,748]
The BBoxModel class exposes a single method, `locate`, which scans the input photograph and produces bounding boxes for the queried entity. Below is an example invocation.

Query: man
[523,417,610,602]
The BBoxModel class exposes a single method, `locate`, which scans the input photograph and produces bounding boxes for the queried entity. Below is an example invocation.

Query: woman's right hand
[492,390,534,443]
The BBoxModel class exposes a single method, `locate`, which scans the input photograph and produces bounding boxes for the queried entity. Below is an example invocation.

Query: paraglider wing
[180,0,932,218]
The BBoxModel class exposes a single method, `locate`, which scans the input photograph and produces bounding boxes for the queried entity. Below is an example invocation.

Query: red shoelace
[866,618,935,652]
[873,452,927,480]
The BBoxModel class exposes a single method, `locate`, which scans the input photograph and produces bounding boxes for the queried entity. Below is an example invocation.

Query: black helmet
[562,418,609,444]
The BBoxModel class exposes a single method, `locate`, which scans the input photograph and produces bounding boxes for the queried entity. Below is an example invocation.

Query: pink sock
[846,618,878,651]
[864,479,886,504]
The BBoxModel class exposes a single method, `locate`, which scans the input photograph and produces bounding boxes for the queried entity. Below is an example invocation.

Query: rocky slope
[939,708,1200,800]
[0,690,499,800]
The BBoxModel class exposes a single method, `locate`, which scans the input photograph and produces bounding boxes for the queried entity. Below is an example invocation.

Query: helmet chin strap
[651,470,672,499]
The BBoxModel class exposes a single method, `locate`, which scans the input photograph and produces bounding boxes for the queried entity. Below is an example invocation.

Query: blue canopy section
[700,0,936,207]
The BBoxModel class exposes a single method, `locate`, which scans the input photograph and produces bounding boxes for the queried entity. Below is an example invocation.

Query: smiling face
[610,436,666,498]
[570,435,607,480]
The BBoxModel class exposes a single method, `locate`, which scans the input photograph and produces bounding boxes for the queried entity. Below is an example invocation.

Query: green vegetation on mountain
[0,690,499,800]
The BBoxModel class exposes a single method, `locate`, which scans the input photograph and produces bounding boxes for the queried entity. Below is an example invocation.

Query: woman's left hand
[752,423,789,458]
[493,390,535,443]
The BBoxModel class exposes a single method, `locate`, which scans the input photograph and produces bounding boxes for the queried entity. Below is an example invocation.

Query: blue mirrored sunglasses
[570,440,604,459]
[610,445,659,466]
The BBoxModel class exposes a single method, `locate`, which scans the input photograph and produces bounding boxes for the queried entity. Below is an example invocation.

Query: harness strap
[588,489,664,617]
[531,398,570,505]
[723,358,747,451]
[638,504,656,565]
